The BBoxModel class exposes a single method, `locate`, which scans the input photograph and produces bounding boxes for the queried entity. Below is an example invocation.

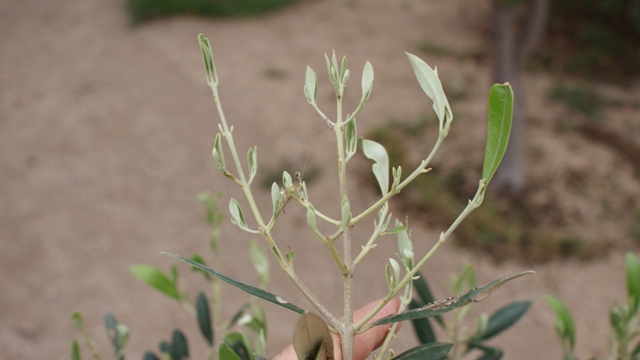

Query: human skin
[272,298,401,360]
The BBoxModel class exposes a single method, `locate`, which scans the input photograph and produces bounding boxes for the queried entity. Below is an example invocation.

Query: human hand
[272,298,401,360]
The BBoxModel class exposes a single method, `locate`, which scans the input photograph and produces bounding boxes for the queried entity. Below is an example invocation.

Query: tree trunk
[491,0,549,194]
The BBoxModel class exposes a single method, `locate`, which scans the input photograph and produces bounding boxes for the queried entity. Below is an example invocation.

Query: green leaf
[163,253,305,314]
[392,342,452,360]
[196,292,214,346]
[475,301,531,341]
[199,34,218,86]
[545,295,576,352]
[409,299,436,344]
[396,220,414,269]
[304,66,318,104]
[345,119,357,156]
[71,340,81,360]
[468,342,503,360]
[340,197,351,229]
[224,332,253,360]
[229,198,258,234]
[130,265,180,300]
[212,133,227,173]
[270,182,282,221]
[631,340,640,356]
[361,61,374,102]
[412,272,443,326]
[405,52,452,131]
[360,138,389,195]
[228,303,250,330]
[373,271,534,326]
[143,352,160,360]
[626,252,640,315]
[219,343,242,360]
[250,240,269,287]
[293,313,334,360]
[189,254,212,281]
[172,329,189,359]
[482,83,513,184]
[247,146,258,184]
[71,312,85,332]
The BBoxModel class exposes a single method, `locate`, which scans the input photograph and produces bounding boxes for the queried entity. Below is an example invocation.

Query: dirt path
[1,0,636,359]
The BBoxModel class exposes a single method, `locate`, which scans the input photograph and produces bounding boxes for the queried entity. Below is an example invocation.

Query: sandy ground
[1,0,638,359]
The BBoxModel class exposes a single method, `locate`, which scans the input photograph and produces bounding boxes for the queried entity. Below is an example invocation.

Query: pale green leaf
[293,313,334,360]
[360,138,389,195]
[405,52,452,130]
[247,147,257,184]
[199,34,218,86]
[361,61,374,102]
[304,66,318,104]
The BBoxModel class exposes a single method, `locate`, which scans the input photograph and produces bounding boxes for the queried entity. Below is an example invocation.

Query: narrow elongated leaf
[482,83,513,184]
[409,299,436,344]
[196,292,214,346]
[219,343,242,360]
[476,301,531,341]
[163,253,305,314]
[130,265,180,300]
[270,182,282,221]
[345,119,357,156]
[396,221,414,268]
[71,340,80,360]
[626,252,640,315]
[361,61,374,102]
[412,274,441,326]
[360,138,389,195]
[372,271,534,326]
[405,52,452,130]
[229,198,258,234]
[212,133,227,173]
[304,66,318,104]
[247,147,258,183]
[545,295,575,352]
[392,342,452,360]
[199,34,218,86]
[293,313,334,360]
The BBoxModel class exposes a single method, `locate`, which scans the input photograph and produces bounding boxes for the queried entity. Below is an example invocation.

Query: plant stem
[207,81,340,328]
[355,182,486,333]
[334,82,355,360]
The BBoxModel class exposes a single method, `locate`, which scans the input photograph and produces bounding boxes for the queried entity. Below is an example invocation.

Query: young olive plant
[546,252,640,360]
[164,34,533,360]
[410,263,532,360]
[71,193,272,360]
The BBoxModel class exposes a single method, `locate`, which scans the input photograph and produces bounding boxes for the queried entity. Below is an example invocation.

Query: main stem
[335,90,355,360]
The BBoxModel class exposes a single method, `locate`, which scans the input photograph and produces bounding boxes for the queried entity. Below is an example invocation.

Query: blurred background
[1,0,639,359]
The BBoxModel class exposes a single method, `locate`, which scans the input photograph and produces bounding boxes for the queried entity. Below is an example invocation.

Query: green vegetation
[547,252,640,360]
[126,0,298,23]
[72,34,529,360]
[540,0,640,83]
